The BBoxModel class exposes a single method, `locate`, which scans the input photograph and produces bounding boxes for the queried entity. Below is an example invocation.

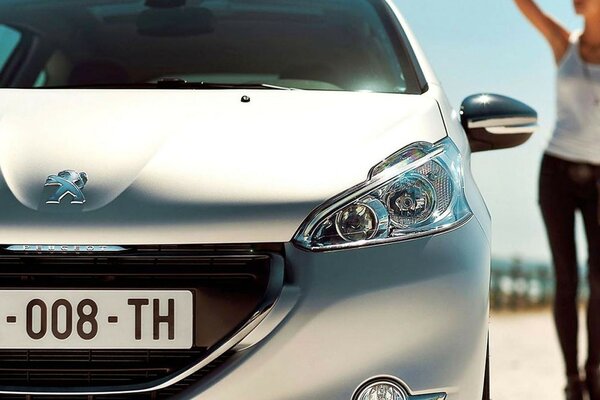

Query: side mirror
[460,93,537,152]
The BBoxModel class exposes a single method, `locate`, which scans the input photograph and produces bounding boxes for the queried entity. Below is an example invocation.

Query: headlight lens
[293,137,472,251]
[385,173,435,227]
[335,203,378,241]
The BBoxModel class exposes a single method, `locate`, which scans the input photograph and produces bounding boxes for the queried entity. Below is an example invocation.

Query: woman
[514,0,600,399]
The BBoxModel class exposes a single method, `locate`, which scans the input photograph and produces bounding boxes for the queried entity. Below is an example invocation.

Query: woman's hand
[513,0,570,63]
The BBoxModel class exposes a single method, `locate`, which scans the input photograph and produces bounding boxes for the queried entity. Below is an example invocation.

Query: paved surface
[490,310,587,400]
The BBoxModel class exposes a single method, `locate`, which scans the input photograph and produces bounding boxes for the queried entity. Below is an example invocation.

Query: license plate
[0,290,194,349]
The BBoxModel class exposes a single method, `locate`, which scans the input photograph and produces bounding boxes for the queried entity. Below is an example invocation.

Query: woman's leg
[582,181,600,370]
[540,156,580,377]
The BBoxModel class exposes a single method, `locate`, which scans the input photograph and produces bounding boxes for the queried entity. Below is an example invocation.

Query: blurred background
[397,0,589,398]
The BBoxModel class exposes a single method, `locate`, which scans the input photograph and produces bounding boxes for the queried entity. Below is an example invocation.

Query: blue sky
[397,0,588,263]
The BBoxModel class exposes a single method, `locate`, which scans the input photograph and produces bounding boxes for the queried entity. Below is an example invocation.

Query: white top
[546,31,600,165]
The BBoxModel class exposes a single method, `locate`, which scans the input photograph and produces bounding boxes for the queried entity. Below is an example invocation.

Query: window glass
[33,70,47,87]
[0,0,421,93]
[0,24,21,73]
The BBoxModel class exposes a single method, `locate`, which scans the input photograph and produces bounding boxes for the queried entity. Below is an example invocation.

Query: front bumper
[181,216,490,400]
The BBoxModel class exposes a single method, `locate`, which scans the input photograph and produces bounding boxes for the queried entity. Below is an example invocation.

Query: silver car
[0,0,536,399]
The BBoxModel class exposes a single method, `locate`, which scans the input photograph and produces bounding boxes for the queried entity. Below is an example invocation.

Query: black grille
[0,245,278,398]
[0,351,234,400]
[0,349,204,385]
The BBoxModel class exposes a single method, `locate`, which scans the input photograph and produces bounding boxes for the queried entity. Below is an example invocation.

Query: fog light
[355,380,407,400]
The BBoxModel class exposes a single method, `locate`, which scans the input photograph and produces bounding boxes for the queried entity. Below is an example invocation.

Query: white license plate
[0,290,194,349]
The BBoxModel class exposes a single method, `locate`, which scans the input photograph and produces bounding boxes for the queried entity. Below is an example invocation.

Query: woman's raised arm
[513,0,570,63]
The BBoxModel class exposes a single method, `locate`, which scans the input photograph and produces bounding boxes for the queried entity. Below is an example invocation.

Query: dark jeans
[539,153,600,377]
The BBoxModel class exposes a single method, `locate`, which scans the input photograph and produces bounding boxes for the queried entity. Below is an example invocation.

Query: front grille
[0,349,204,385]
[0,351,235,400]
[0,245,280,398]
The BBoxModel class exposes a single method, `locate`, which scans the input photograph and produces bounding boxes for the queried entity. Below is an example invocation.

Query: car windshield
[0,0,422,93]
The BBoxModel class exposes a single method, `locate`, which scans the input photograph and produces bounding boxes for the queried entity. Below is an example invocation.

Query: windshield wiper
[45,79,298,90]
[157,78,298,90]
[169,81,297,90]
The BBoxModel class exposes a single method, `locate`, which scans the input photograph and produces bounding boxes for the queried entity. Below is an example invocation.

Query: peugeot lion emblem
[44,170,88,205]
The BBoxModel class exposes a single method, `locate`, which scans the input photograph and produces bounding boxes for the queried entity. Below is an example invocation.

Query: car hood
[0,89,446,245]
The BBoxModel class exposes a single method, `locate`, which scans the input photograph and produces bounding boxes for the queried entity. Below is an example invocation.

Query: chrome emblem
[44,170,88,205]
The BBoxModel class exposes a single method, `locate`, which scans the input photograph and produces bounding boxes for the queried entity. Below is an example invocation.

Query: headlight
[292,137,472,251]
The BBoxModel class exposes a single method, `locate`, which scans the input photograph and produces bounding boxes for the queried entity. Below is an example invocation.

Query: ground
[490,309,588,399]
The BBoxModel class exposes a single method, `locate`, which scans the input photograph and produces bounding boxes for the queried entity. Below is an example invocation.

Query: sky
[396,0,588,264]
